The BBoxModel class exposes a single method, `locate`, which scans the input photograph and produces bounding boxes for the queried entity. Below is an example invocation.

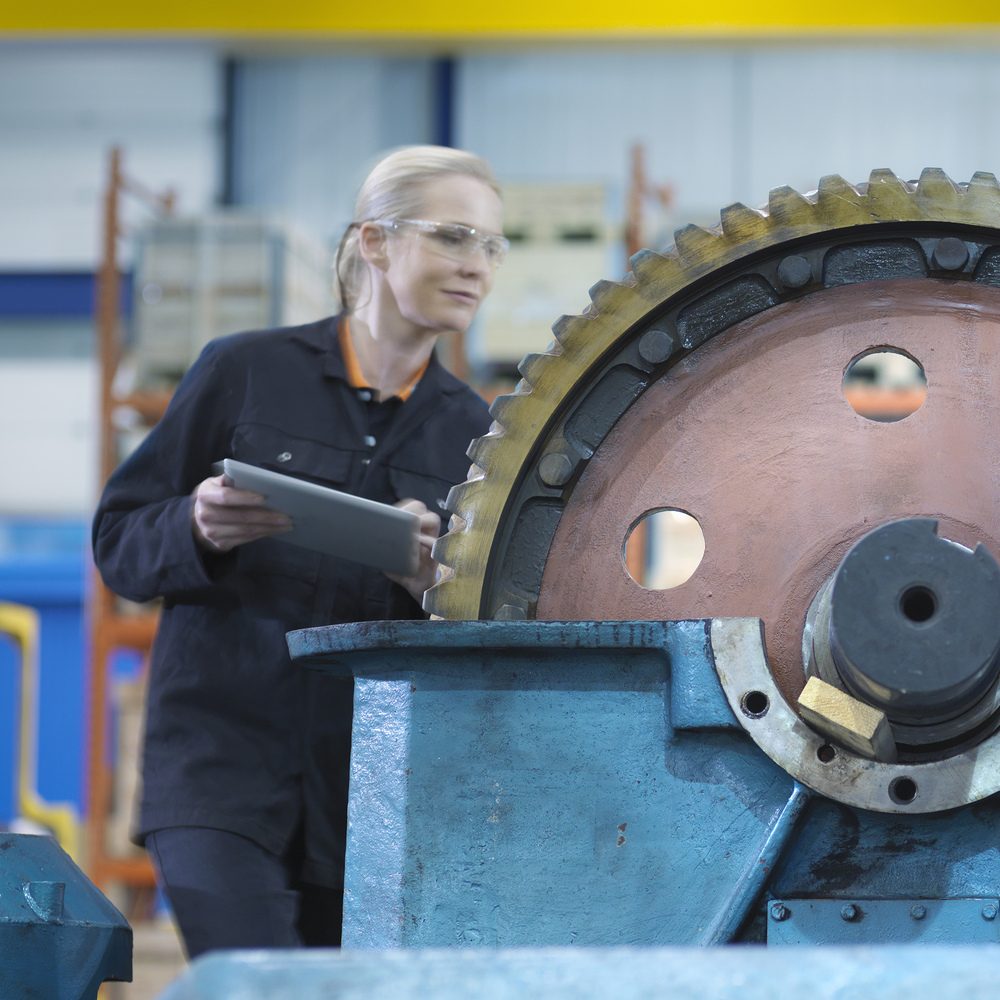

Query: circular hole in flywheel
[817,744,836,763]
[843,349,926,422]
[741,690,769,719]
[889,776,918,804]
[624,509,705,589]
[900,585,937,623]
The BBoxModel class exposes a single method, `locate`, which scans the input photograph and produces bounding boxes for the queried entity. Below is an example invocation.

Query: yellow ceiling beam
[4,0,1000,36]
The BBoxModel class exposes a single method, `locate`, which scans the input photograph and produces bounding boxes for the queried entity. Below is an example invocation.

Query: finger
[395,497,429,515]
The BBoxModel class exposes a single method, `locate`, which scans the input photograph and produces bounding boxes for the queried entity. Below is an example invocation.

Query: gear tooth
[588,277,632,313]
[719,202,768,240]
[767,185,815,223]
[867,168,915,193]
[916,167,960,198]
[815,174,872,226]
[915,168,963,216]
[487,392,522,432]
[628,248,669,282]
[673,223,721,263]
[466,431,498,470]
[964,171,1000,214]
[517,350,561,391]
[968,170,1000,191]
[865,168,920,220]
[552,312,593,347]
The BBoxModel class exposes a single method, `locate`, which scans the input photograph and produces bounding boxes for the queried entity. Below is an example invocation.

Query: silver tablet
[220,458,421,577]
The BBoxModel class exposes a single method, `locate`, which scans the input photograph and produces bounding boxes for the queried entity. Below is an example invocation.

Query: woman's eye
[432,227,467,248]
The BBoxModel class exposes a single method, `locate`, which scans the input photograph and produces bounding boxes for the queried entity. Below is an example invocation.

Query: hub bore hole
[624,509,704,590]
[843,349,926,422]
[900,585,937,623]
[889,776,918,804]
[817,744,836,763]
[741,690,769,718]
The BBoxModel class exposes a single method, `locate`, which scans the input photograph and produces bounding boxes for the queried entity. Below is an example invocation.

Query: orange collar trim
[338,317,429,403]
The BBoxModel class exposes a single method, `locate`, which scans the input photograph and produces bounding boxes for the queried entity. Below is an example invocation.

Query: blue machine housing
[286,619,1000,949]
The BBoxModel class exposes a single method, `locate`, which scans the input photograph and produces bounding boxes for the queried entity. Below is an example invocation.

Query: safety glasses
[375,218,510,268]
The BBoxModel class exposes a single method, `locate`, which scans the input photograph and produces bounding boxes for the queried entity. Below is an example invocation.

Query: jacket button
[277,452,292,462]
[363,435,376,447]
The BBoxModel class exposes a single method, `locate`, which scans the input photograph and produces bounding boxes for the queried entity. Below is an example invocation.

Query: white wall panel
[0,42,222,269]
[739,46,1000,209]
[230,57,436,249]
[457,48,738,229]
[0,358,97,514]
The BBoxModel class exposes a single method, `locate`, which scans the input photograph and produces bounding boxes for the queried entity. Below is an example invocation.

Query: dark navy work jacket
[92,316,491,885]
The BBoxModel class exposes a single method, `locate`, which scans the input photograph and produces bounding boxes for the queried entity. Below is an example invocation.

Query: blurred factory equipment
[0,831,131,998]
[128,214,331,391]
[0,601,80,859]
[280,169,1000,952]
[473,180,613,385]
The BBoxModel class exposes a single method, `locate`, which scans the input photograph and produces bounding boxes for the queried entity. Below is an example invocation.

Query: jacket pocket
[231,422,352,487]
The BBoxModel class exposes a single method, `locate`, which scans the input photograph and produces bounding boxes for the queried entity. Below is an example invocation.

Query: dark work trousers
[146,826,343,959]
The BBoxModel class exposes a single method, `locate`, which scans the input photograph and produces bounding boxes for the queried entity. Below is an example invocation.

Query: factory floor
[102,918,189,1000]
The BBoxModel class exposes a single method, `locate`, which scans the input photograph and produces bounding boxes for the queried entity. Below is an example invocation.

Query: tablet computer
[218,458,421,577]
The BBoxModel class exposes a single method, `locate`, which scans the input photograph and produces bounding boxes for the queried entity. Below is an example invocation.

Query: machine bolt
[777,255,812,289]
[983,903,997,921]
[538,452,575,488]
[637,328,677,366]
[840,904,859,922]
[769,902,789,922]
[932,237,969,271]
[910,904,926,920]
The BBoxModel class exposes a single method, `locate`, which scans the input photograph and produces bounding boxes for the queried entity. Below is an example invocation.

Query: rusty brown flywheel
[426,168,1000,723]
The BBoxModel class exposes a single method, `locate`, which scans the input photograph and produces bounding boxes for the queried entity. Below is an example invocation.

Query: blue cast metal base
[0,832,131,999]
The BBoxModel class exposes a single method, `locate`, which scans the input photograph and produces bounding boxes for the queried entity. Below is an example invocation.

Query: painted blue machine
[0,832,131,999]
[285,617,1000,949]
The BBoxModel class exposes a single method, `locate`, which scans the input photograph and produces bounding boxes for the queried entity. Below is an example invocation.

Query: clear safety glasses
[374,218,510,268]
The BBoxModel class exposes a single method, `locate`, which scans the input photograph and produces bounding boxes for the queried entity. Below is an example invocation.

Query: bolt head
[769,902,788,922]
[840,903,858,921]
[910,904,926,920]
[983,903,997,921]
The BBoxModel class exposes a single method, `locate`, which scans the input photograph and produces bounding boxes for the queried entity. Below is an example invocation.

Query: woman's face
[379,174,504,336]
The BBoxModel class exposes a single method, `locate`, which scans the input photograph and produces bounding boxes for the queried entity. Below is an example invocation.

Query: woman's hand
[384,498,443,605]
[190,475,292,553]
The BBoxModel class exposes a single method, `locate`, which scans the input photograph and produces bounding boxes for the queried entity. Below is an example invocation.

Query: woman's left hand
[385,498,443,605]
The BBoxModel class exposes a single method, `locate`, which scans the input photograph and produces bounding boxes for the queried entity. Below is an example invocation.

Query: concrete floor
[102,920,189,1000]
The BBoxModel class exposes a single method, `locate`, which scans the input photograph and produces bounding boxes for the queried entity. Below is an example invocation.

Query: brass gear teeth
[425,167,999,621]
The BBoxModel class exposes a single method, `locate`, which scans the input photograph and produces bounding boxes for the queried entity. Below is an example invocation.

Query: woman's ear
[358,222,390,272]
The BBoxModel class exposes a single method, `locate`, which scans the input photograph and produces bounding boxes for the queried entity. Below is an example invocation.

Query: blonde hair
[335,145,501,311]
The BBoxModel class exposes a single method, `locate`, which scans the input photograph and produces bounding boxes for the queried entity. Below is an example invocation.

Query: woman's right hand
[190,475,292,553]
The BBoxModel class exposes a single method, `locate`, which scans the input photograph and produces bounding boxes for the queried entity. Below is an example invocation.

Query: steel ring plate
[712,618,1000,814]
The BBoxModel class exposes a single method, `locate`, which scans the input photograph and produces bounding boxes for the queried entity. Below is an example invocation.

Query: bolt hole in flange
[900,585,937,624]
[889,776,918,804]
[817,744,836,763]
[842,349,927,422]
[624,509,705,589]
[741,690,770,719]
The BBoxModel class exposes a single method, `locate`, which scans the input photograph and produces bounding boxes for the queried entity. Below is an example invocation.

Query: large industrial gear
[426,167,1000,815]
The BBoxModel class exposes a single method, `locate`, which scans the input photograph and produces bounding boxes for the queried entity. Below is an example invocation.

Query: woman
[92,145,507,957]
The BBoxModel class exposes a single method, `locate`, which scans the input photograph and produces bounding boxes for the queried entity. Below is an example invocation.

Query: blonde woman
[93,146,507,957]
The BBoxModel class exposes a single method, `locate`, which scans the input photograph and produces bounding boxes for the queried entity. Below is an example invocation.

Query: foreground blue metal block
[0,832,131,999]
[158,944,1000,1000]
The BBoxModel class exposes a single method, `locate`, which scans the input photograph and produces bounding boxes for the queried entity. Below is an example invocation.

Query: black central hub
[829,518,1000,725]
